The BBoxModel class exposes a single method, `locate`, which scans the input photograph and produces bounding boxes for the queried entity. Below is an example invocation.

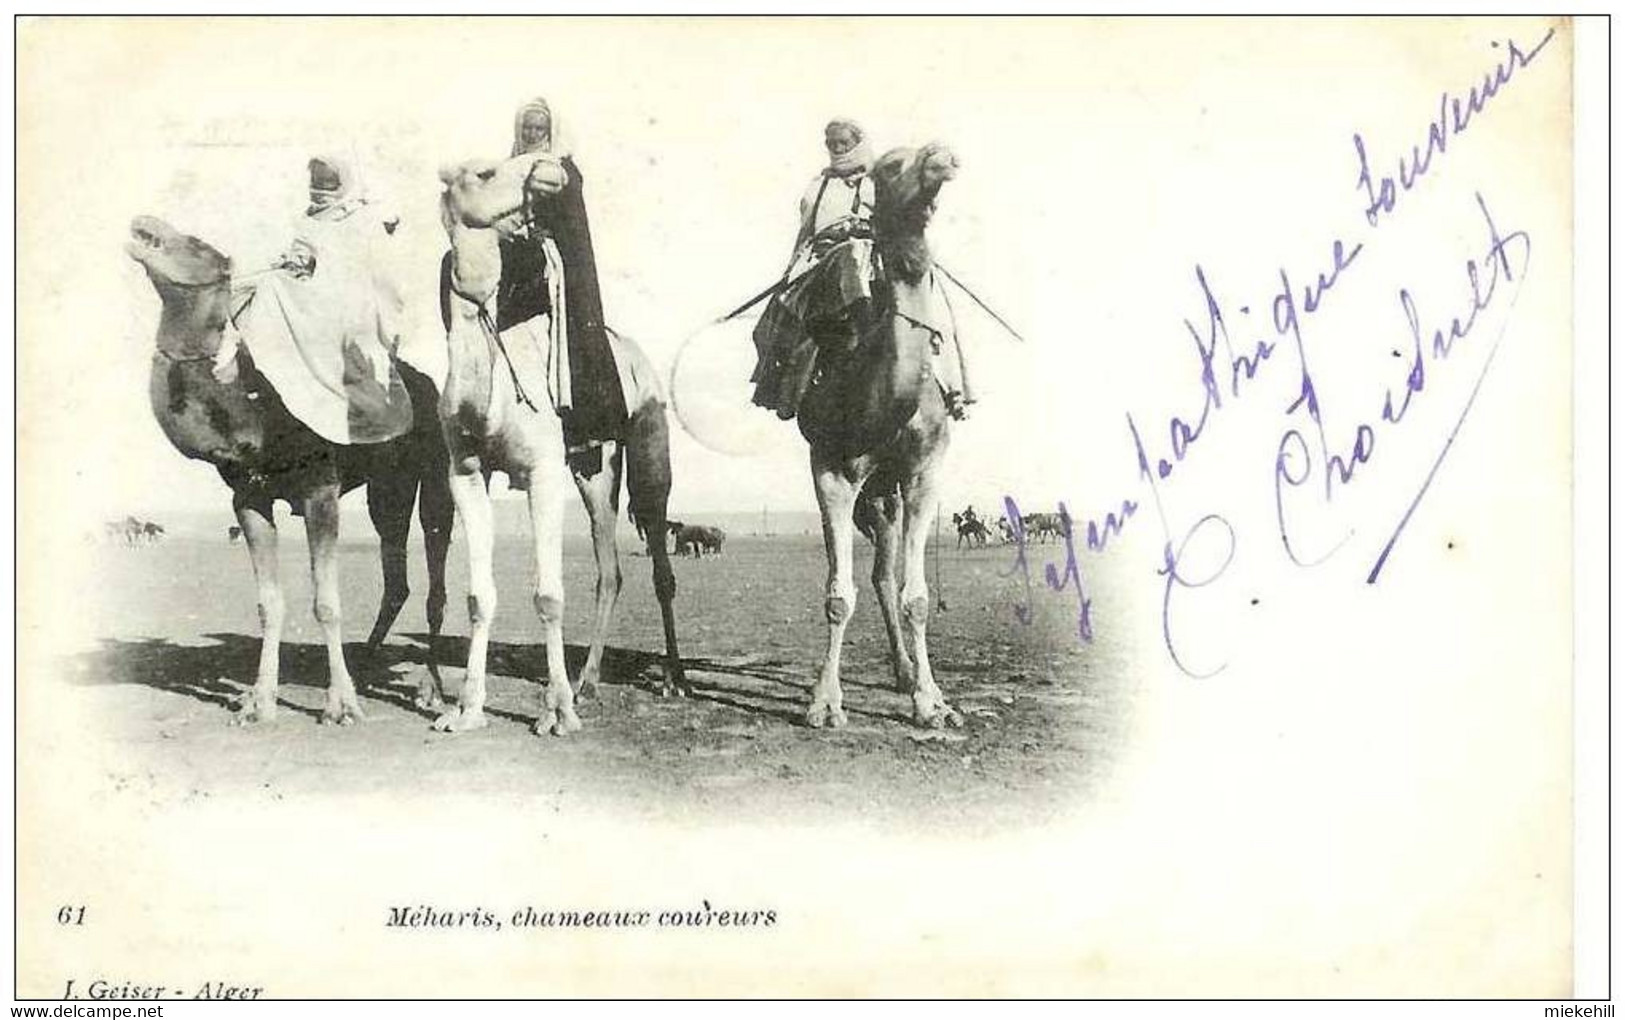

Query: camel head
[126,216,232,296]
[869,143,958,283]
[438,154,567,234]
[870,143,959,235]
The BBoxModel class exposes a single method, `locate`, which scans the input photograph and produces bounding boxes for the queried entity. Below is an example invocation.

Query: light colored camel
[126,216,453,724]
[434,154,683,737]
[795,144,966,730]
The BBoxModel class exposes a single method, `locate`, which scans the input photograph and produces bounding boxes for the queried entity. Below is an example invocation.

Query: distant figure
[995,517,1014,544]
[142,522,166,543]
[951,510,989,548]
[227,525,243,543]
[104,517,142,547]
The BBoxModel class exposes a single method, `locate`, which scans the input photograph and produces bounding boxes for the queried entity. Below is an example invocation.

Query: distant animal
[1021,512,1070,543]
[995,517,1014,544]
[667,521,725,558]
[792,143,965,730]
[142,522,166,543]
[227,524,242,542]
[433,154,684,737]
[951,511,989,548]
[104,516,143,546]
[127,215,454,726]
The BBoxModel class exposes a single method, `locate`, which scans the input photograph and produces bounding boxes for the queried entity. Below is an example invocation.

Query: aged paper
[15,15,1576,998]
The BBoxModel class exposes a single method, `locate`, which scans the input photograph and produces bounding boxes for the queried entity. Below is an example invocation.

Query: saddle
[228,270,414,447]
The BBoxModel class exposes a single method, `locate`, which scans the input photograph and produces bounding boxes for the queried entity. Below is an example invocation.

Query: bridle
[462,178,547,414]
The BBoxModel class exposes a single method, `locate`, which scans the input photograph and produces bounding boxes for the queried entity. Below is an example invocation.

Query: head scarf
[824,118,873,177]
[305,155,365,218]
[512,97,572,157]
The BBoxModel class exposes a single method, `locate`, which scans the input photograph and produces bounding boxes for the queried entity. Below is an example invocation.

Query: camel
[126,216,454,724]
[667,521,724,558]
[1021,512,1070,544]
[142,521,166,543]
[434,154,683,737]
[794,143,966,730]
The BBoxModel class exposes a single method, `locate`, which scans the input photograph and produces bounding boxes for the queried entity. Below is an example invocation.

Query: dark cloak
[438,155,628,446]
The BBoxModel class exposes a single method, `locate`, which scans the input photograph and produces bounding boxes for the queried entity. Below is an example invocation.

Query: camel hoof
[415,689,446,711]
[805,703,846,729]
[535,707,582,737]
[230,694,277,726]
[322,693,366,727]
[914,703,963,730]
[415,672,447,711]
[433,708,487,733]
[659,661,689,697]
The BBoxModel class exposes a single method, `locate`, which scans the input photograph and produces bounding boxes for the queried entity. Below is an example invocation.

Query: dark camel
[126,216,453,724]
[795,144,965,729]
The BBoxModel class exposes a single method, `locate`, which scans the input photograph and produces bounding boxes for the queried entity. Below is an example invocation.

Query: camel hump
[605,328,665,414]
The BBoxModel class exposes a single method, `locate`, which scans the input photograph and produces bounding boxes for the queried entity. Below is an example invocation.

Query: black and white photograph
[11,12,1604,1002]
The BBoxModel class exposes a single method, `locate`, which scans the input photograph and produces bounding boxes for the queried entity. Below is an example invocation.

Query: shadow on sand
[66,632,920,730]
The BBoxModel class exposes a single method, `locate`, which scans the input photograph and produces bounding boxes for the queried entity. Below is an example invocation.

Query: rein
[153,347,218,365]
[472,298,541,414]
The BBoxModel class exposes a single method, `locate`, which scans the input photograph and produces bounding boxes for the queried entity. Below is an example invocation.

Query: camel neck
[873,184,941,285]
[446,223,501,306]
[155,285,228,360]
[876,233,933,285]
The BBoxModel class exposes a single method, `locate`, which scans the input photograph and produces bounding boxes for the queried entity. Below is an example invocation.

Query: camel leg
[417,465,455,710]
[435,469,493,732]
[363,472,415,658]
[572,447,623,700]
[528,476,580,737]
[808,458,860,729]
[625,405,685,695]
[231,498,281,725]
[859,491,914,693]
[900,468,962,729]
[642,510,685,696]
[305,485,364,726]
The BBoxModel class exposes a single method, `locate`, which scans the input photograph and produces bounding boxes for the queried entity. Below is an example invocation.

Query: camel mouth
[918,146,960,184]
[491,206,528,236]
[125,217,169,263]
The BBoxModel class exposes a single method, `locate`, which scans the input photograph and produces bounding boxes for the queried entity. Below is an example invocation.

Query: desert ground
[61,516,1136,829]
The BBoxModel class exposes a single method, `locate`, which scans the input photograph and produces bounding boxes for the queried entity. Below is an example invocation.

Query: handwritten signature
[1002,27,1553,677]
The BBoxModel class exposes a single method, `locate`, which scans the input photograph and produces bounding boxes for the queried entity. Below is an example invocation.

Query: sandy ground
[61,526,1136,829]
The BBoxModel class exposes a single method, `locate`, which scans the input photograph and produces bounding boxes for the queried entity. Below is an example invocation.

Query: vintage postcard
[14,14,1586,999]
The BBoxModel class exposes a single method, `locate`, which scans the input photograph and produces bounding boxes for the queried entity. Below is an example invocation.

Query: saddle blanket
[230,247,413,447]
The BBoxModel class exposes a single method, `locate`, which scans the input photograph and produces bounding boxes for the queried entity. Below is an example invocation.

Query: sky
[17,17,1569,542]
[23,17,1178,530]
